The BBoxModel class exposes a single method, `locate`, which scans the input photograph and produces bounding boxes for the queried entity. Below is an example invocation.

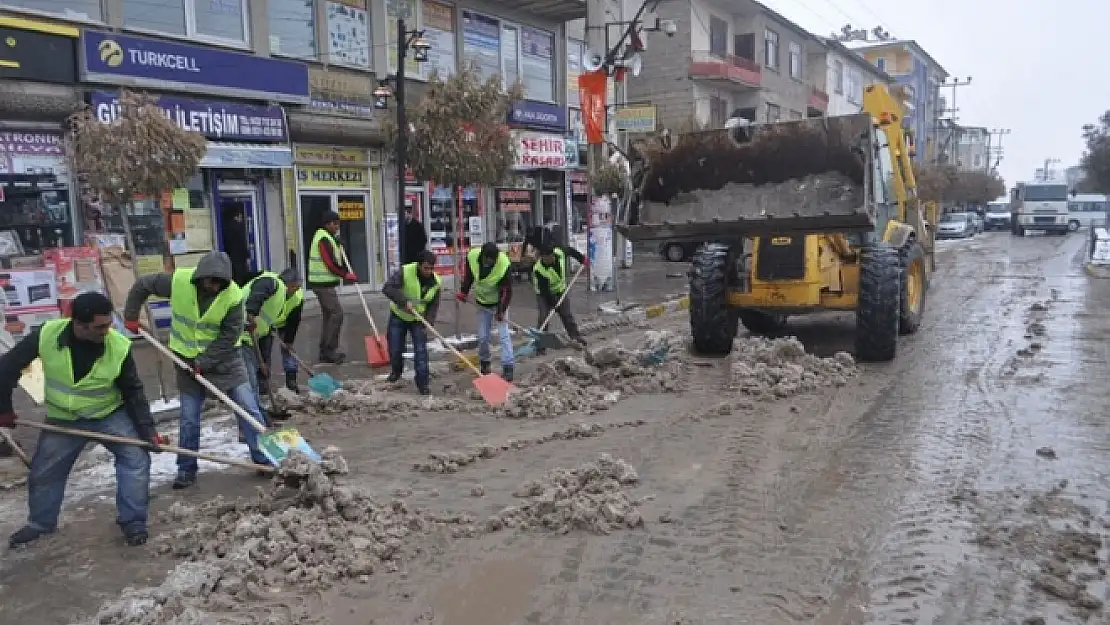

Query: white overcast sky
[758,0,1110,186]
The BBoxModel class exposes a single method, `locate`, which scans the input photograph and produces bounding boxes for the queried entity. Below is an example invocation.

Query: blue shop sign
[508,100,566,133]
[89,91,287,142]
[80,30,309,103]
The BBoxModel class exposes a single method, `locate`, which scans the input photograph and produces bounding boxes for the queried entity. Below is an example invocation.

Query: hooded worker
[240,267,302,411]
[532,243,588,351]
[456,242,514,381]
[307,211,355,364]
[123,251,271,489]
[255,268,305,394]
[381,250,441,395]
[0,292,163,548]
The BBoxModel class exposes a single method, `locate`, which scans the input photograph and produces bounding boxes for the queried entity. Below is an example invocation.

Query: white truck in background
[1010,181,1070,236]
[984,197,1011,231]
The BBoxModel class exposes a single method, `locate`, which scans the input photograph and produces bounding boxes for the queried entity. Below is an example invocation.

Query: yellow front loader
[619,84,934,361]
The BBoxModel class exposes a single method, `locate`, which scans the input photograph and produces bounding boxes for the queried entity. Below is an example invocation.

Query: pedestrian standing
[307,212,356,364]
[257,268,305,393]
[402,206,428,265]
[240,268,302,414]
[123,251,271,489]
[382,250,441,395]
[532,243,588,351]
[1,293,164,547]
[456,242,514,381]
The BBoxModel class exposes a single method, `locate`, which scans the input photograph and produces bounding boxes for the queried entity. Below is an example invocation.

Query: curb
[1085,263,1110,279]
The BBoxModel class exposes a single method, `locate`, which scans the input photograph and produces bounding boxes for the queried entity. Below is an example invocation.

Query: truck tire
[739,310,787,336]
[855,243,901,362]
[689,244,736,355]
[899,241,926,335]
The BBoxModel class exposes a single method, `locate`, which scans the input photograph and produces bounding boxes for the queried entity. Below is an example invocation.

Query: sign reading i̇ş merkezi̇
[79,30,309,104]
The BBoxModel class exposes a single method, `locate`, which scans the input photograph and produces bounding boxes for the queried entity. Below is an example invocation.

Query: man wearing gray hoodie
[123,251,271,489]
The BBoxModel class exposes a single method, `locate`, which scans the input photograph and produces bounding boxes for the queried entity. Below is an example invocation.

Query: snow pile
[486,454,647,535]
[276,383,473,431]
[730,336,856,398]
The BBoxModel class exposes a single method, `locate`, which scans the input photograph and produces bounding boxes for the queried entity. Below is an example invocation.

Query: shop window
[461,10,502,84]
[520,26,555,102]
[500,24,520,90]
[0,174,75,255]
[460,10,553,101]
[567,39,584,106]
[494,187,533,262]
[5,0,101,20]
[429,185,479,249]
[325,0,370,68]
[269,0,317,60]
[124,0,249,44]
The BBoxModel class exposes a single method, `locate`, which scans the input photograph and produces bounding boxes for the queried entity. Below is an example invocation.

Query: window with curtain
[520,26,554,102]
[124,0,248,42]
[461,10,501,84]
[269,0,317,59]
[501,24,519,90]
[6,0,101,20]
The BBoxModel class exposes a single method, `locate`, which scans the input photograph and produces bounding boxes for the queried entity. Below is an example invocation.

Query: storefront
[0,17,82,256]
[290,145,381,289]
[77,29,308,278]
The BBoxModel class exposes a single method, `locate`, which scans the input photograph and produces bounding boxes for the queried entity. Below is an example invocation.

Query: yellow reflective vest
[40,319,128,421]
[241,271,287,345]
[168,267,244,357]
[389,263,441,322]
[466,247,511,306]
[308,228,343,285]
[532,248,567,295]
[275,288,304,328]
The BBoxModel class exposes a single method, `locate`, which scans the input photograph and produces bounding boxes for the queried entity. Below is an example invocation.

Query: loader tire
[899,240,926,335]
[855,243,901,362]
[739,310,788,336]
[689,244,737,355]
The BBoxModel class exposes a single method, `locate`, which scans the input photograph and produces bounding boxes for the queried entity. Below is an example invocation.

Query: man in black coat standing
[402,207,428,265]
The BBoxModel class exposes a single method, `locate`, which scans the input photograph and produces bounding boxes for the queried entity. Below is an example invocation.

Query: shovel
[0,429,30,467]
[337,246,390,367]
[527,264,586,349]
[251,333,291,421]
[411,309,516,406]
[282,341,342,398]
[135,327,320,465]
[19,420,275,473]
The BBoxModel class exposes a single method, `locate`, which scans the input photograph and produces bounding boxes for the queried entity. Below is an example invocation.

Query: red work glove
[191,363,203,377]
[582,257,590,267]
[123,319,141,334]
[344,272,358,282]
[0,411,16,428]
[495,311,504,322]
[455,292,467,303]
[245,315,257,333]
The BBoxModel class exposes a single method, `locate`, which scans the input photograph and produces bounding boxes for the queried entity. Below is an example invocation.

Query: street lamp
[372,20,429,266]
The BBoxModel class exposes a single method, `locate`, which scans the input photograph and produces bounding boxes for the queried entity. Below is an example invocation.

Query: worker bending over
[307,211,356,364]
[0,293,162,548]
[456,242,514,381]
[258,270,305,393]
[533,243,588,351]
[240,268,301,411]
[124,251,270,489]
[382,250,441,395]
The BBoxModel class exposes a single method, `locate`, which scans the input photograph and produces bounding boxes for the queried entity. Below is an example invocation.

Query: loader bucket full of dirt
[620,113,875,241]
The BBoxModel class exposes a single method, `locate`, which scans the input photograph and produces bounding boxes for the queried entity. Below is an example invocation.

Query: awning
[200,142,292,169]
[286,109,386,147]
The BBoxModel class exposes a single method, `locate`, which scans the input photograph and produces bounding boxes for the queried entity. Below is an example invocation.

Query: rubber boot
[285,371,299,394]
[479,360,492,375]
[386,366,402,383]
[502,365,514,382]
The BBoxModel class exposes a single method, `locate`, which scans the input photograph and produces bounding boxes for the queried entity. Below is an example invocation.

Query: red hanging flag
[578,69,608,145]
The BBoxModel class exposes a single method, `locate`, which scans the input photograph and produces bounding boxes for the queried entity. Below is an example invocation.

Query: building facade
[809,38,892,117]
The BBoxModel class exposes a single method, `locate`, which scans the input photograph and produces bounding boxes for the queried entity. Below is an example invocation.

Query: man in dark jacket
[221,204,251,286]
[240,267,302,415]
[123,251,271,489]
[307,211,355,364]
[0,292,162,548]
[381,250,440,395]
[456,242,514,381]
[402,207,428,265]
[256,268,305,393]
[532,243,588,350]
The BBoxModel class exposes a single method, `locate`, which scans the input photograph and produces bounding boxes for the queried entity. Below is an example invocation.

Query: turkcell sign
[89,91,287,142]
[80,30,309,103]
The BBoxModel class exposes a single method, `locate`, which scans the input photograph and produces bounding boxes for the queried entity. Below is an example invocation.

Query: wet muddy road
[3,231,1110,625]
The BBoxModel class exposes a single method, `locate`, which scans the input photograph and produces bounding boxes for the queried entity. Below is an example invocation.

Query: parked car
[936,212,976,239]
[984,205,1012,230]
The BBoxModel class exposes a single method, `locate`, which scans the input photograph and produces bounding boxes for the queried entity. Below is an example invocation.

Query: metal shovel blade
[473,374,516,406]
[257,425,321,464]
[524,328,564,350]
[365,335,390,368]
[307,372,342,397]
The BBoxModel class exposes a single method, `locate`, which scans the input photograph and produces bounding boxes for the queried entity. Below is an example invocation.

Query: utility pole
[987,128,1010,173]
[1041,157,1061,182]
[941,76,971,166]
[585,0,607,294]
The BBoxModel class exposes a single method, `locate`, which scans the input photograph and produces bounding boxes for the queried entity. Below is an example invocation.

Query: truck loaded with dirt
[618,83,936,362]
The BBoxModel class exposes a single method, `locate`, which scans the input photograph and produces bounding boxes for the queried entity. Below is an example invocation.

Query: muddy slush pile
[274,381,475,431]
[730,336,857,398]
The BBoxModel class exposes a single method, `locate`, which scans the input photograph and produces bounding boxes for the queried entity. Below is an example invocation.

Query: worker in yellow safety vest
[381,250,441,395]
[532,243,588,352]
[455,242,515,381]
[240,267,302,418]
[123,251,271,490]
[255,268,305,394]
[307,211,356,364]
[0,292,165,548]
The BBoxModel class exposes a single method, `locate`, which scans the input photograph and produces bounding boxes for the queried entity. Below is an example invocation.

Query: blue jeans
[178,381,271,475]
[27,408,150,533]
[476,305,514,367]
[387,313,429,388]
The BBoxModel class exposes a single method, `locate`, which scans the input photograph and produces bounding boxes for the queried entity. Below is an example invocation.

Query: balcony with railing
[808,86,829,113]
[689,51,762,89]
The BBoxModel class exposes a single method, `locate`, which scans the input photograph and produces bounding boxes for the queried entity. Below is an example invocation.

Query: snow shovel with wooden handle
[135,328,320,465]
[281,341,341,398]
[411,309,516,406]
[336,246,390,367]
[527,263,586,347]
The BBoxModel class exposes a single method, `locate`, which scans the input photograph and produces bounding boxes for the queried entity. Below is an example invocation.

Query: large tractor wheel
[899,240,927,335]
[689,244,737,355]
[855,243,901,362]
[739,310,788,336]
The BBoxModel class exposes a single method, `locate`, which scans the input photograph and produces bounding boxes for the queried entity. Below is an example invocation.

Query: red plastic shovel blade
[473,374,516,406]
[365,335,390,368]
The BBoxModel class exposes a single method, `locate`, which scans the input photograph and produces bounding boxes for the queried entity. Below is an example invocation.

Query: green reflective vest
[389,263,442,322]
[241,271,287,345]
[532,248,567,295]
[466,247,511,306]
[275,288,304,328]
[40,319,128,422]
[308,228,342,285]
[168,267,244,358]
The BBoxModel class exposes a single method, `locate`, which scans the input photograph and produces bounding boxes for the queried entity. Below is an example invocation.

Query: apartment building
[627,0,827,129]
[845,38,947,163]
[809,38,892,116]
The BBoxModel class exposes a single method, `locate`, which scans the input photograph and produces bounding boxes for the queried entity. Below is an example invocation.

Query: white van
[1067,194,1109,230]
